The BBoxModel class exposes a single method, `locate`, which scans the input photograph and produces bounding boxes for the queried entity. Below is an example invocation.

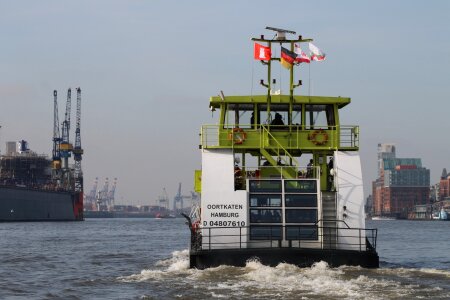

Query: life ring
[228,128,247,145]
[310,129,328,146]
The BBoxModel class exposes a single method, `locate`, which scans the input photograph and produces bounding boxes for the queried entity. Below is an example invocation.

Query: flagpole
[308,63,311,97]
[289,41,294,126]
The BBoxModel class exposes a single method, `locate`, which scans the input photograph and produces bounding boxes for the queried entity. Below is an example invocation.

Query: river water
[0,218,449,299]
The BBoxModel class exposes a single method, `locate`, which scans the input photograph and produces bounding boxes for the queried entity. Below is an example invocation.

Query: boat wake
[117,250,450,299]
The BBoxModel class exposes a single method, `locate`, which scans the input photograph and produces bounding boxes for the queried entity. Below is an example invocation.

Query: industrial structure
[372,143,430,219]
[0,88,84,221]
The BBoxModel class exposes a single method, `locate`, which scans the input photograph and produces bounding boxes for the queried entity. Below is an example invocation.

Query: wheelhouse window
[224,104,254,129]
[305,104,335,129]
[257,104,289,127]
[291,104,302,127]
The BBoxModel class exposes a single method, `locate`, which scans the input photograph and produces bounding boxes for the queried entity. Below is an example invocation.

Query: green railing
[200,124,359,149]
[260,125,299,167]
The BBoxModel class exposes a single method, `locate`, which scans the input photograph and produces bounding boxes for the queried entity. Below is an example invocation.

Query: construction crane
[51,90,62,175]
[73,87,83,192]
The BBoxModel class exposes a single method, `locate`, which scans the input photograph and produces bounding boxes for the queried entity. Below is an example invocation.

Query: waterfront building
[439,168,450,200]
[372,144,430,219]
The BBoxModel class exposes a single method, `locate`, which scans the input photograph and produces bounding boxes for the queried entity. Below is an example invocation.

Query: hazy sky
[1,1,449,205]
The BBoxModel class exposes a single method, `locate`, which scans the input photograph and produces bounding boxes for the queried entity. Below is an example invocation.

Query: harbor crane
[84,177,98,210]
[96,178,112,210]
[73,87,84,192]
[60,88,73,188]
[106,178,117,206]
[173,182,196,212]
[158,188,169,211]
[51,90,62,175]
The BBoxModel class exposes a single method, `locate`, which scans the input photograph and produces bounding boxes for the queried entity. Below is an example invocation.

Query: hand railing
[200,124,359,149]
[260,124,299,167]
[189,225,377,252]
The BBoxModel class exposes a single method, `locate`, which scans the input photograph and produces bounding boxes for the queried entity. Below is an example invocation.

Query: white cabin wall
[335,151,366,250]
[200,149,248,249]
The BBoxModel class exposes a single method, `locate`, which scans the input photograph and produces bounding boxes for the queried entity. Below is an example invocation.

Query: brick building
[439,168,450,200]
[372,144,430,219]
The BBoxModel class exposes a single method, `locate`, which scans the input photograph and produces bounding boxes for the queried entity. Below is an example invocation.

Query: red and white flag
[294,44,311,63]
[254,43,271,61]
[309,43,326,61]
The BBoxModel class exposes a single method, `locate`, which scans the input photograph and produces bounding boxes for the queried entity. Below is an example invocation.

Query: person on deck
[328,157,334,191]
[306,159,314,178]
[270,113,284,126]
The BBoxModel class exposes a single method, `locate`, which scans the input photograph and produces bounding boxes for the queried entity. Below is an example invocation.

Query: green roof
[210,95,351,109]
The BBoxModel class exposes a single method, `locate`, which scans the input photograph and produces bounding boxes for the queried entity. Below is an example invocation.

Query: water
[0,219,449,299]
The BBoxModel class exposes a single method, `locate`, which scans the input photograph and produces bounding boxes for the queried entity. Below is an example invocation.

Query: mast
[251,27,312,123]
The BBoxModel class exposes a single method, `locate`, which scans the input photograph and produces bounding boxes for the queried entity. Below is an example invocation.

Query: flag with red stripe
[280,47,297,69]
[309,43,326,61]
[294,44,311,63]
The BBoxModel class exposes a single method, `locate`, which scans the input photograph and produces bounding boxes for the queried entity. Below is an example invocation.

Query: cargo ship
[184,28,379,269]
[0,88,84,221]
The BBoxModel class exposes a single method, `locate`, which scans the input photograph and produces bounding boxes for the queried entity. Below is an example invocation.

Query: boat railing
[189,225,377,253]
[200,124,359,149]
[242,166,321,179]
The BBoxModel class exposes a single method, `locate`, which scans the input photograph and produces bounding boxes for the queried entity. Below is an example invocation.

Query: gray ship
[0,141,83,221]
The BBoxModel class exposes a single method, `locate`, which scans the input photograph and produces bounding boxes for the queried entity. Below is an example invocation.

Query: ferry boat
[184,28,379,269]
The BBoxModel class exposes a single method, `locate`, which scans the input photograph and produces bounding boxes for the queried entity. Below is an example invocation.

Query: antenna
[265,26,296,40]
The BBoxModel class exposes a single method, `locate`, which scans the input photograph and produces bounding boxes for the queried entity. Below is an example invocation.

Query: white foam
[117,249,191,282]
[118,253,450,299]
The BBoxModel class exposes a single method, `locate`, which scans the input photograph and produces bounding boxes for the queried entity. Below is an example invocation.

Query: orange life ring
[228,128,247,144]
[310,129,328,146]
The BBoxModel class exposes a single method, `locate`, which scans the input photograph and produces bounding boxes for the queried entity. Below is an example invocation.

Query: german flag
[280,47,297,69]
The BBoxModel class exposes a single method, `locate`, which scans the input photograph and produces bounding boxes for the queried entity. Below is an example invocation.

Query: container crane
[158,187,169,211]
[173,182,194,212]
[96,178,110,210]
[106,178,117,206]
[84,177,98,210]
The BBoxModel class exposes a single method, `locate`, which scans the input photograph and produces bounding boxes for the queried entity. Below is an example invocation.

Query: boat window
[224,104,254,129]
[305,105,335,129]
[292,104,302,127]
[250,226,282,240]
[258,104,289,126]
[285,180,317,193]
[249,180,282,193]
[285,225,318,240]
[285,194,317,207]
[250,194,282,207]
[285,209,318,223]
[250,209,282,223]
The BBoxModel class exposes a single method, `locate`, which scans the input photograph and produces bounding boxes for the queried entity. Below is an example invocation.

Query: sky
[1,1,449,205]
